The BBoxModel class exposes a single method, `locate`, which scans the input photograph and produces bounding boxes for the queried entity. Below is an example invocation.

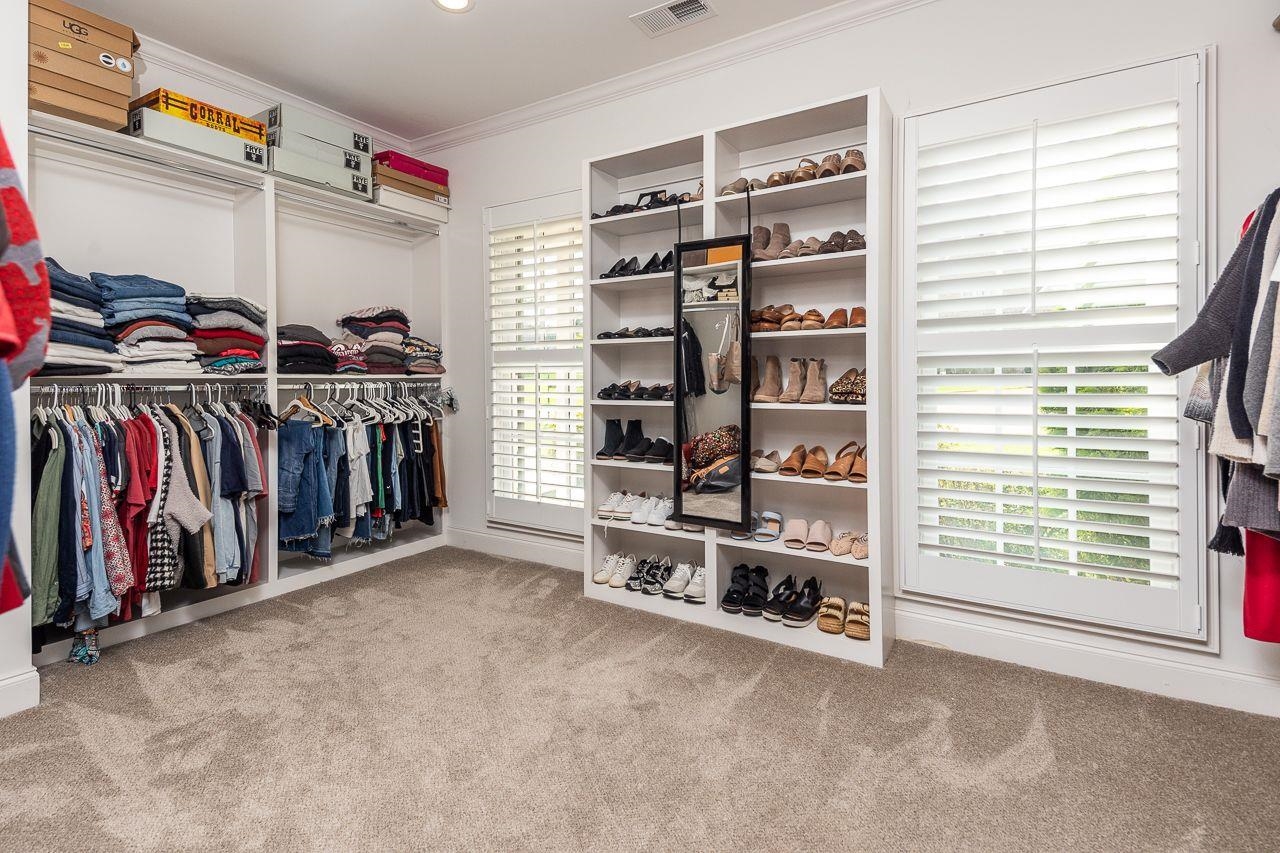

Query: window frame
[483,191,586,535]
[894,53,1214,644]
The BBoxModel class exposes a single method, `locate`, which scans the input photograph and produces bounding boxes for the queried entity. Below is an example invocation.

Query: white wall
[425,0,1280,714]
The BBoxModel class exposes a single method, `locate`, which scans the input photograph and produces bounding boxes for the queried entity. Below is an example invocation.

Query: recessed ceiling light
[433,0,474,11]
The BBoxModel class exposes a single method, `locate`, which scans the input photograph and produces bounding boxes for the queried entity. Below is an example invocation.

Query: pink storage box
[374,151,448,186]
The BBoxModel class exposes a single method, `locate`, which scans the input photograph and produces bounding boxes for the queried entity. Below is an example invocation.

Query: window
[900,57,1205,637]
[486,196,586,533]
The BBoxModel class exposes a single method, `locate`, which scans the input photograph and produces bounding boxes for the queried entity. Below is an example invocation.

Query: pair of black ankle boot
[595,419,675,465]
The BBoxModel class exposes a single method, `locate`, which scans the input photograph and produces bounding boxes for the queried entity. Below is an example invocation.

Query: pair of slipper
[784,518,832,551]
[731,510,783,541]
[817,597,872,639]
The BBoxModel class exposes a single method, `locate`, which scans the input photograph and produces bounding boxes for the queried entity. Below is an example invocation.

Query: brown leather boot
[800,357,827,404]
[750,225,771,261]
[779,357,807,404]
[758,222,791,261]
[753,355,782,403]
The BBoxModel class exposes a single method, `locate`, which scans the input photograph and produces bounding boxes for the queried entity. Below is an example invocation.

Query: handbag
[689,423,741,470]
[706,314,739,395]
[689,453,743,493]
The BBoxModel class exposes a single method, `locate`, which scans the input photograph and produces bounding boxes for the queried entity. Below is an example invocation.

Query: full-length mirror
[672,235,752,532]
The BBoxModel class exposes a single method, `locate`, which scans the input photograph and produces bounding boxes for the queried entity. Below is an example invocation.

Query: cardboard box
[268,126,370,177]
[375,171,450,206]
[127,107,267,171]
[373,162,449,198]
[374,186,449,224]
[257,103,371,155]
[373,150,447,186]
[29,22,134,78]
[29,41,132,97]
[29,0,138,59]
[270,147,371,200]
[29,66,125,110]
[132,88,266,144]
[29,79,127,130]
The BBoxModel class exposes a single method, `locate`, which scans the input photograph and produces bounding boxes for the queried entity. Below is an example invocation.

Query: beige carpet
[0,547,1277,851]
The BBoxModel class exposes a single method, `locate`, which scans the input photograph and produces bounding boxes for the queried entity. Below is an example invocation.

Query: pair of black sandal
[599,251,675,279]
[721,564,771,616]
[591,190,689,219]
[597,380,674,401]
[595,326,674,339]
[761,575,823,626]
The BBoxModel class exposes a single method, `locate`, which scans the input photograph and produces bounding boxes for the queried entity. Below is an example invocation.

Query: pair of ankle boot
[752,355,827,404]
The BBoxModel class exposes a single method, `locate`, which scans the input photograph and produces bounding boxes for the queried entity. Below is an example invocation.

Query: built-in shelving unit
[22,110,448,666]
[581,91,893,667]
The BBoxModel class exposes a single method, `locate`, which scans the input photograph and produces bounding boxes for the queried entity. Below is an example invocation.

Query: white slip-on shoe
[614,492,646,521]
[593,552,621,584]
[682,522,705,532]
[608,553,637,588]
[663,561,694,598]
[648,497,675,527]
[631,495,658,525]
[597,491,626,519]
[683,564,706,603]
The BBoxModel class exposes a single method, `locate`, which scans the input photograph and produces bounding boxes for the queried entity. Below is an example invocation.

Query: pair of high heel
[591,182,705,219]
[600,250,674,279]
[597,380,674,401]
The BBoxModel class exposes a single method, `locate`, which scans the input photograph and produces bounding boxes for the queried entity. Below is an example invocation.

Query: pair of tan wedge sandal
[719,149,867,195]
[817,598,871,639]
[775,441,868,482]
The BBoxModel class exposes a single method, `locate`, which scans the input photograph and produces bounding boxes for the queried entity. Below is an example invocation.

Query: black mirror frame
[671,233,753,534]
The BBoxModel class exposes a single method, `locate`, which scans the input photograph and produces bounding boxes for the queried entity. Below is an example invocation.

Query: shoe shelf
[682,301,739,312]
[583,90,893,668]
[715,171,868,217]
[752,251,866,279]
[683,261,740,276]
[750,328,867,340]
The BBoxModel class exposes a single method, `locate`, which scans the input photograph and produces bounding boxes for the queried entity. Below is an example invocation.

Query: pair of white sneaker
[596,491,673,526]
[594,552,637,587]
[662,561,706,603]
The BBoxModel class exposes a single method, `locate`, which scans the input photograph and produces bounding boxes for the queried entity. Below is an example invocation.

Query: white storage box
[126,106,267,171]
[256,103,371,155]
[269,146,371,200]
[373,185,449,224]
[268,126,371,178]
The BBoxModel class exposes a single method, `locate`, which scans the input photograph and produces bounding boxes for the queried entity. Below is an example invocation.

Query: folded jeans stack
[187,294,269,375]
[94,270,200,374]
[403,336,445,375]
[339,306,410,375]
[40,258,120,376]
[278,323,337,374]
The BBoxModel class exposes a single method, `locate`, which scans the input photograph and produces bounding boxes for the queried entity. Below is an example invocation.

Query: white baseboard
[0,667,39,718]
[446,526,583,571]
[896,601,1280,718]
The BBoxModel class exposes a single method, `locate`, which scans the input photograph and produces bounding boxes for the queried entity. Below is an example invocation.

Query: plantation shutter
[487,200,586,533]
[901,57,1206,637]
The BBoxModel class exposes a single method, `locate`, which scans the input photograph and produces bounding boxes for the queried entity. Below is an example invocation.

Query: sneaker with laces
[627,554,658,591]
[597,491,626,519]
[607,553,637,588]
[613,492,646,521]
[663,561,694,598]
[631,495,659,525]
[641,556,674,595]
[594,552,622,584]
[683,565,707,603]
[648,497,675,527]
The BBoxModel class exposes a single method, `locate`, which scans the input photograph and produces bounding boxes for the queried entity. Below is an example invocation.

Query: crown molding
[136,35,415,153]
[410,0,936,155]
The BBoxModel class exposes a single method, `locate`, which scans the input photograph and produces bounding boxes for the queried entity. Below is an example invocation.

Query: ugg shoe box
[29,22,135,82]
[29,0,138,60]
[29,78,126,129]
[256,103,371,156]
[267,126,371,178]
[374,186,449,224]
[269,147,372,200]
[127,107,267,171]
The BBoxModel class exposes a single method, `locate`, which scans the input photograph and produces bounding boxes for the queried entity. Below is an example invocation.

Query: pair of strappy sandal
[597,380,674,401]
[591,182,705,219]
[817,597,871,639]
[731,510,783,542]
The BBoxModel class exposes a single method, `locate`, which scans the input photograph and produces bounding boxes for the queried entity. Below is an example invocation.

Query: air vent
[630,0,717,38]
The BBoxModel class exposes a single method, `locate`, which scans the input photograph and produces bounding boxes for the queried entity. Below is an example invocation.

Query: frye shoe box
[267,126,371,178]
[269,147,372,200]
[256,103,371,156]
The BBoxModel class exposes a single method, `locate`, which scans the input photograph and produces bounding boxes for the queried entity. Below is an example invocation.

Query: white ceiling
[85,0,847,140]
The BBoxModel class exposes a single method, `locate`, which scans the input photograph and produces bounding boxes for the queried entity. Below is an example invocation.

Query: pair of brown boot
[752,355,827,404]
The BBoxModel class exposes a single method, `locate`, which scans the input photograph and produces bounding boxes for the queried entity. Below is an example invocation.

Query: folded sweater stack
[41,258,120,376]
[94,271,200,374]
[188,294,268,375]
[278,324,337,374]
[338,306,410,375]
[404,336,445,375]
[329,338,367,374]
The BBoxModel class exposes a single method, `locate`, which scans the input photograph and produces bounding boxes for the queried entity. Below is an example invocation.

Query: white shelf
[683,262,739,276]
[752,251,866,279]
[751,402,866,412]
[278,373,442,382]
[587,203,703,236]
[589,336,675,346]
[590,518,704,542]
[592,398,673,407]
[715,171,868,216]
[682,301,738,312]
[750,327,867,340]
[717,533,870,567]
[590,271,674,291]
[32,373,266,383]
[273,177,440,238]
[592,458,674,470]
[751,471,868,489]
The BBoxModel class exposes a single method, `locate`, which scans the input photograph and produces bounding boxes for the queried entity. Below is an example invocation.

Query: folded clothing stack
[187,294,269,375]
[94,271,201,374]
[42,258,121,376]
[403,336,445,375]
[338,306,409,375]
[278,323,337,374]
[329,338,367,374]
